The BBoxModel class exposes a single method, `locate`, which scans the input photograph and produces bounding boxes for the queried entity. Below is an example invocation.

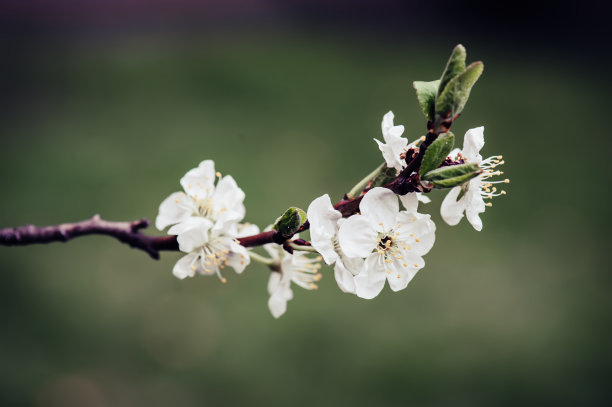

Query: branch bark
[0,215,177,259]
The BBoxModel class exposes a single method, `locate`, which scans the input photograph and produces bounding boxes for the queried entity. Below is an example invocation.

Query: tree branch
[0,215,177,259]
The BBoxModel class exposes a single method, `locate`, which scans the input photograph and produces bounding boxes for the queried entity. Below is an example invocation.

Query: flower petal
[169,217,213,252]
[268,289,289,319]
[462,126,484,163]
[225,240,250,274]
[386,254,423,292]
[399,192,419,212]
[334,260,359,294]
[396,212,436,256]
[180,160,216,197]
[172,253,199,280]
[360,187,399,232]
[307,194,342,264]
[354,255,387,299]
[440,186,466,226]
[155,192,194,230]
[338,215,377,258]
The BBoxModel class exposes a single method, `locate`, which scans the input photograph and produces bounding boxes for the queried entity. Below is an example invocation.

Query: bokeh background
[1,1,610,406]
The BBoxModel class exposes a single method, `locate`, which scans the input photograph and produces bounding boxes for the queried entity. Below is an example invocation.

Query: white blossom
[440,127,508,231]
[307,194,365,294]
[264,242,322,318]
[169,217,250,283]
[156,160,246,234]
[338,187,436,299]
[374,111,408,173]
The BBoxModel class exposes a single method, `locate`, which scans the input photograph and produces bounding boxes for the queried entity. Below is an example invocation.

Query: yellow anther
[414,263,418,267]
[190,266,196,271]
[504,179,510,183]
[309,283,319,290]
[413,217,417,221]
[215,172,222,178]
[497,155,503,159]
[175,198,180,203]
[420,136,426,141]
[415,238,420,242]
[314,274,323,281]
[205,269,211,274]
[217,239,221,243]
[386,270,391,274]
[403,263,408,267]
[240,261,244,265]
[221,277,227,284]
[486,202,493,207]
[316,256,322,261]
[501,190,507,195]
[378,223,383,226]
[397,274,401,279]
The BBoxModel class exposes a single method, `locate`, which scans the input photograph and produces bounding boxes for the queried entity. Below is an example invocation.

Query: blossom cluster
[156,110,507,318]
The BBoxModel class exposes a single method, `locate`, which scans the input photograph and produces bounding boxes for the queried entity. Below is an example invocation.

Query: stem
[346,162,387,199]
[288,242,319,253]
[248,251,276,266]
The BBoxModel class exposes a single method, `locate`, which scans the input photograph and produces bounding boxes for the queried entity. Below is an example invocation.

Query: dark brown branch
[0,215,177,259]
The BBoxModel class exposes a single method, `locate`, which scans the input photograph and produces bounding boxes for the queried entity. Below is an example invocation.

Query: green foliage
[435,62,484,119]
[420,132,454,175]
[421,163,481,189]
[438,44,467,97]
[273,207,307,236]
[413,80,440,120]
[412,45,483,124]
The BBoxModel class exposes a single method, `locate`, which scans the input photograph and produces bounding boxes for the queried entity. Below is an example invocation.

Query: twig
[0,214,177,259]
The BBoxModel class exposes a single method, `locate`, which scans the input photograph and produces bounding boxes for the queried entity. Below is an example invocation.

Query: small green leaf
[273,207,307,237]
[421,163,481,189]
[435,62,484,120]
[420,132,455,176]
[413,80,440,121]
[438,44,466,97]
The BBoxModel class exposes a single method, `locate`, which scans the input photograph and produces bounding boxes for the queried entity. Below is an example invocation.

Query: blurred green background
[1,2,611,406]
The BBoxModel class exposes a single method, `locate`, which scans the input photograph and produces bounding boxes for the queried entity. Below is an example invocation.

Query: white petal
[212,175,245,213]
[399,192,419,212]
[307,194,342,265]
[354,255,387,299]
[338,215,377,258]
[334,261,357,294]
[180,160,216,197]
[172,253,199,280]
[375,138,402,172]
[440,186,467,226]
[225,240,250,274]
[236,223,260,238]
[268,289,289,319]
[396,212,436,256]
[155,192,194,230]
[462,126,485,163]
[359,187,398,232]
[170,217,213,252]
[381,111,395,135]
[417,193,431,204]
[267,271,282,295]
[464,197,484,233]
[386,254,423,292]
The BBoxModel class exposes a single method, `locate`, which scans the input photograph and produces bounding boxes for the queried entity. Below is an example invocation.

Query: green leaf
[421,163,481,189]
[419,132,454,176]
[435,62,484,120]
[438,44,466,97]
[413,80,440,121]
[273,207,307,237]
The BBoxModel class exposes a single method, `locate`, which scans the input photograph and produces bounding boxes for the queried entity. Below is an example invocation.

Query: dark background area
[0,1,610,406]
